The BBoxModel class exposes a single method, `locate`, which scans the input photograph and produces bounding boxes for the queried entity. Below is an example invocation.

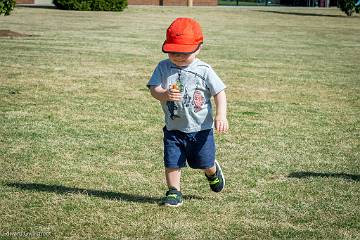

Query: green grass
[1,5,359,240]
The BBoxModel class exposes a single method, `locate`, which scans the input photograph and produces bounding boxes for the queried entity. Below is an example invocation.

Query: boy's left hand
[215,116,229,134]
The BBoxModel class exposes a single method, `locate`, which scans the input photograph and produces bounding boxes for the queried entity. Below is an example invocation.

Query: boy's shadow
[288,171,360,181]
[253,10,348,18]
[5,182,203,204]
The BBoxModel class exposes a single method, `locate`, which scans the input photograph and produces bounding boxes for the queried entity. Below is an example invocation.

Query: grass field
[1,5,359,240]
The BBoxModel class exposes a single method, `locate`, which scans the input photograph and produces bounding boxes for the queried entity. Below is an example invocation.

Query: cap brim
[162,42,202,54]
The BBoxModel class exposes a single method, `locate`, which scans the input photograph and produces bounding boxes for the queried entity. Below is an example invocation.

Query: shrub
[0,0,16,16]
[338,0,356,16]
[53,0,127,11]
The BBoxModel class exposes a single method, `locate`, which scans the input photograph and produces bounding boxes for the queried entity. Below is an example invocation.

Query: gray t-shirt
[147,58,226,133]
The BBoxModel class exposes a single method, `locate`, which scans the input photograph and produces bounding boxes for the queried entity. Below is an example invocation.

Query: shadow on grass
[288,171,360,181]
[5,182,204,204]
[254,10,347,18]
[16,4,57,9]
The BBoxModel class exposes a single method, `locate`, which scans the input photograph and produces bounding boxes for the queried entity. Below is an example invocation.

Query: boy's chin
[171,60,191,67]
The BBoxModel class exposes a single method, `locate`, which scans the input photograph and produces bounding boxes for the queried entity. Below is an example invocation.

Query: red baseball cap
[162,18,203,54]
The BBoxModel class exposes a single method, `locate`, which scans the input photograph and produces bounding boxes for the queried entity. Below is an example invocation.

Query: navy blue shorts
[163,127,216,169]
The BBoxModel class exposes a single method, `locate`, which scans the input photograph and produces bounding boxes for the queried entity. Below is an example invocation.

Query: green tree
[0,0,16,16]
[338,0,358,16]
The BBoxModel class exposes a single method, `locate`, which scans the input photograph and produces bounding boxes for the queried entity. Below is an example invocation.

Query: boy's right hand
[166,88,182,102]
[150,85,182,102]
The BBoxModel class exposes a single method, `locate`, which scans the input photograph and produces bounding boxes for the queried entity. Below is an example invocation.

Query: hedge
[0,0,16,16]
[53,0,127,11]
[338,0,359,16]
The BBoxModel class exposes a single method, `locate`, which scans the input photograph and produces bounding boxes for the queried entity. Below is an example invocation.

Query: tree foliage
[338,0,359,16]
[0,0,16,16]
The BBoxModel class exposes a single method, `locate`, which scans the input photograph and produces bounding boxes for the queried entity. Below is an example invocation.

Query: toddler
[147,18,228,207]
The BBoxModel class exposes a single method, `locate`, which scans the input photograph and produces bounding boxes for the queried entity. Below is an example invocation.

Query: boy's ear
[195,44,202,55]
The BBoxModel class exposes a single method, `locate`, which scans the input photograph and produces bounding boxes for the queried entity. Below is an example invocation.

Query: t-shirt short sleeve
[206,66,226,96]
[147,64,163,89]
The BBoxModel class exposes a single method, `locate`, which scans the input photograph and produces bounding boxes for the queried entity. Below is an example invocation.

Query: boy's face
[168,48,201,67]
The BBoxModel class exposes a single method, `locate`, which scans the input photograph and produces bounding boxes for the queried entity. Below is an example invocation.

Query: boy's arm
[150,85,182,102]
[214,90,229,134]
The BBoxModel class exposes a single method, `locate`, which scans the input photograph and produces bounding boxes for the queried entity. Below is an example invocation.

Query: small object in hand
[171,83,179,90]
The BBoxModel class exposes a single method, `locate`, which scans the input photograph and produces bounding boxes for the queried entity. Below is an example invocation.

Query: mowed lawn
[0,5,359,239]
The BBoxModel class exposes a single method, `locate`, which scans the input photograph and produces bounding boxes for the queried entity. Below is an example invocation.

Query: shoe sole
[164,202,183,207]
[215,160,225,190]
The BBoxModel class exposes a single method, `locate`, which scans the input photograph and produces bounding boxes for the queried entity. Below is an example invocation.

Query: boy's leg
[162,167,183,207]
[183,129,224,192]
[165,167,181,191]
[162,128,186,207]
[203,160,225,193]
[204,165,216,177]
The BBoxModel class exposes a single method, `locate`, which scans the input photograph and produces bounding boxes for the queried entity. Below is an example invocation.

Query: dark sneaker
[162,187,183,207]
[206,160,225,192]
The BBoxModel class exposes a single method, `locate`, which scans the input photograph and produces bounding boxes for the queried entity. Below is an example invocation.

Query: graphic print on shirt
[167,101,180,120]
[192,89,205,113]
[167,73,183,120]
[167,67,207,120]
[183,88,191,107]
[175,74,184,92]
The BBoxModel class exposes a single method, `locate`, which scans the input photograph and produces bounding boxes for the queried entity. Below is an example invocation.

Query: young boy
[147,18,228,207]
